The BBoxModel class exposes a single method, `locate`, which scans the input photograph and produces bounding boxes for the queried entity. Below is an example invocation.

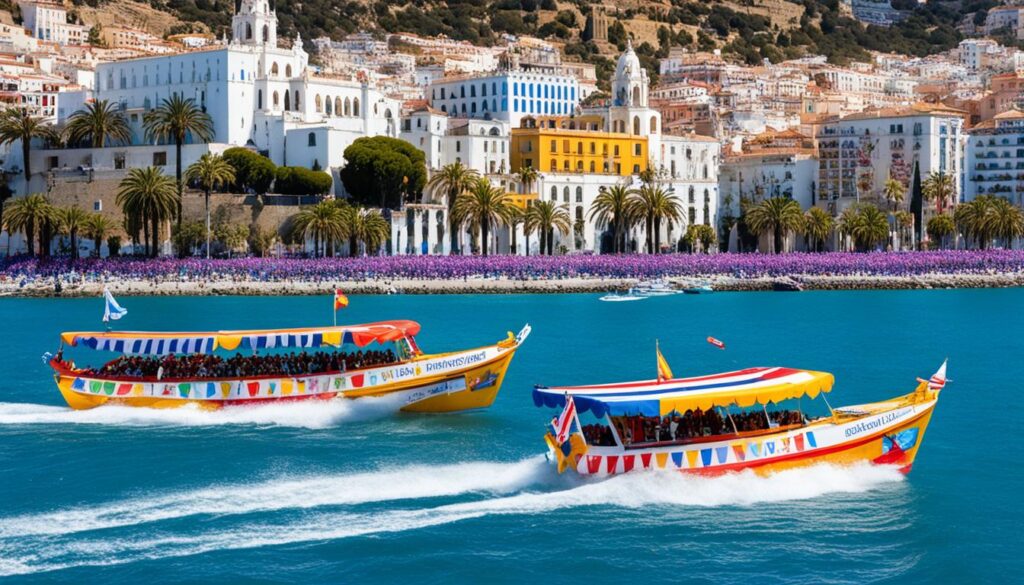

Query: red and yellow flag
[656,341,673,383]
[333,289,349,311]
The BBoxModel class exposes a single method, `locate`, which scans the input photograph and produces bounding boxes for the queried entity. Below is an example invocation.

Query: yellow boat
[50,321,530,413]
[537,362,946,476]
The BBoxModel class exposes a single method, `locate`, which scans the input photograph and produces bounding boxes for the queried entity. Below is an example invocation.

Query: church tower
[232,0,278,48]
[612,40,648,108]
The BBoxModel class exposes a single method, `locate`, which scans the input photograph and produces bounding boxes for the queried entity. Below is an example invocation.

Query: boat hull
[549,390,939,476]
[54,341,521,414]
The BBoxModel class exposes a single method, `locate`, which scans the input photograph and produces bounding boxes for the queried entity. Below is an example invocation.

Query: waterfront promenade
[3,251,1024,296]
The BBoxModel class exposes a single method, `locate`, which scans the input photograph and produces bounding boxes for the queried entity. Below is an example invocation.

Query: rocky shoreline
[3,272,1023,297]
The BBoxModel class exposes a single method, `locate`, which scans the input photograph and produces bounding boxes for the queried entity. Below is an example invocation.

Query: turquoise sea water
[0,290,1020,583]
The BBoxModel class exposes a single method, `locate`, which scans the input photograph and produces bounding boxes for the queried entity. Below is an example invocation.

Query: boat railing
[616,422,807,450]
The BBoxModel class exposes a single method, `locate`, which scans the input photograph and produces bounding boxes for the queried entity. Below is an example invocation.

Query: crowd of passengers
[92,349,399,380]
[582,408,807,446]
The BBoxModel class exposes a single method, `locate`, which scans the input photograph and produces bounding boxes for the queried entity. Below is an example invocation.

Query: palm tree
[426,162,479,254]
[185,153,236,259]
[883,176,905,212]
[927,214,956,250]
[507,205,525,255]
[289,200,346,257]
[989,196,1024,248]
[65,99,132,148]
[358,208,390,256]
[894,210,914,251]
[515,166,539,194]
[745,197,804,254]
[838,203,889,252]
[0,109,49,185]
[116,167,178,257]
[802,207,834,252]
[588,184,636,253]
[143,95,215,228]
[453,177,514,256]
[57,206,89,259]
[525,199,572,256]
[631,184,682,254]
[83,213,118,257]
[922,171,956,215]
[3,193,55,257]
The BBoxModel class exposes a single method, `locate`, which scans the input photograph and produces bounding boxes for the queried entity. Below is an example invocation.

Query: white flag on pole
[103,287,127,323]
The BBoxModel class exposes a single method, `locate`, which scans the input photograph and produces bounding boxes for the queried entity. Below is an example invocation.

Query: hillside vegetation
[51,1,1001,84]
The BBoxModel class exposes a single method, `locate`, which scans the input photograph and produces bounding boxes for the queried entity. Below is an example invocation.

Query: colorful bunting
[671,452,683,468]
[606,455,619,474]
[655,452,669,469]
[686,450,699,468]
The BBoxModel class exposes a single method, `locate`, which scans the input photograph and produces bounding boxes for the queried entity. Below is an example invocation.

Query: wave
[0,394,406,429]
[0,461,905,577]
[0,456,552,540]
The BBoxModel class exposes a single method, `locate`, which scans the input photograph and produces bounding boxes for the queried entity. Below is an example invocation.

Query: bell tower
[232,0,278,48]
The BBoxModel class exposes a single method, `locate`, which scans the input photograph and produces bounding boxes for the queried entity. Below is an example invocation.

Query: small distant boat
[683,283,714,294]
[50,321,531,413]
[537,356,947,477]
[600,290,647,302]
[633,279,681,297]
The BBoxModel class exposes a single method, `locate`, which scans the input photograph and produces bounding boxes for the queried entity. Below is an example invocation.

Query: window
[613,145,620,156]
[590,142,595,154]
[550,186,557,201]
[286,64,292,77]
[308,132,316,147]
[114,153,125,170]
[153,152,167,166]
[551,139,557,152]
[590,161,595,172]
[550,160,558,172]
[575,186,583,203]
[563,186,569,202]
[93,200,102,212]
[634,144,641,156]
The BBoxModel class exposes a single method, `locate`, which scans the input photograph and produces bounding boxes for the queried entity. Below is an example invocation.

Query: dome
[614,40,642,82]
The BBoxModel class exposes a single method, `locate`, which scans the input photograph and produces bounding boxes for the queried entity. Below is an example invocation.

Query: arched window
[308,132,316,146]
[344,97,351,116]
[284,91,290,111]
[257,90,262,110]
[589,161,595,173]
[632,86,640,104]
[650,116,657,133]
[576,160,583,171]
[563,186,569,202]
[353,97,359,116]
[550,159,558,172]
[285,64,292,77]
[550,186,557,201]
[272,91,279,109]
[334,97,341,116]
[325,96,332,115]
[576,142,583,155]
[385,109,393,119]
[575,186,583,203]
[271,62,279,76]
[246,23,252,40]
[633,116,640,135]
[262,25,269,43]
[315,94,322,113]
[563,160,570,171]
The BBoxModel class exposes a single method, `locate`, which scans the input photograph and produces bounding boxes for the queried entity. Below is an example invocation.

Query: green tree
[894,210,914,251]
[143,94,215,228]
[172,220,206,257]
[922,171,956,215]
[248,224,279,258]
[453,177,514,256]
[883,176,906,212]
[340,136,427,209]
[83,213,118,257]
[289,199,347,257]
[3,193,55,257]
[221,147,276,194]
[426,161,479,253]
[0,109,50,185]
[631,184,683,254]
[803,206,834,252]
[56,206,89,259]
[744,196,804,254]
[838,203,889,252]
[65,99,131,148]
[927,214,956,250]
[116,167,178,257]
[186,153,236,259]
[274,166,333,195]
[526,199,572,256]
[589,184,636,253]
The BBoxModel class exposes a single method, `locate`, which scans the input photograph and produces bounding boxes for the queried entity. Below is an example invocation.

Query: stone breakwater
[3,272,1024,297]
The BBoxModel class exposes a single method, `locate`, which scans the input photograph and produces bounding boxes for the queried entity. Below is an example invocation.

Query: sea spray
[0,462,906,577]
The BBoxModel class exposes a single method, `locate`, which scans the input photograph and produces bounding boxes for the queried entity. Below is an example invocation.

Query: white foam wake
[0,461,905,577]
[0,394,406,429]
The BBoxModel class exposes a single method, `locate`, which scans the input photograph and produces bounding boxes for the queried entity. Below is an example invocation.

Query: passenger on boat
[89,348,398,381]
[584,407,808,447]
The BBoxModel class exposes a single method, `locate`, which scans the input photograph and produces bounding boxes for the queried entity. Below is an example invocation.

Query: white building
[426,55,580,128]
[10,0,404,195]
[16,0,87,46]
[964,109,1024,206]
[816,103,965,217]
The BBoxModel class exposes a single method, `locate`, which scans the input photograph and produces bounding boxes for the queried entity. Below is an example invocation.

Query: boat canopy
[60,321,421,356]
[533,367,834,417]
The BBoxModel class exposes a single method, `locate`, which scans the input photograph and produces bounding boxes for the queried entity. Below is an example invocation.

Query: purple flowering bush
[2,251,1024,283]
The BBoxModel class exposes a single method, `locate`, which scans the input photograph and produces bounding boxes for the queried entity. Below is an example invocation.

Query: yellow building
[510,115,648,177]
